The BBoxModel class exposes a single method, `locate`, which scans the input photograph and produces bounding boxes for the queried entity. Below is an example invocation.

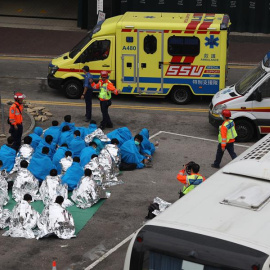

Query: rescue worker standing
[90,70,119,130]
[81,66,94,122]
[177,162,205,198]
[211,109,237,169]
[9,92,25,151]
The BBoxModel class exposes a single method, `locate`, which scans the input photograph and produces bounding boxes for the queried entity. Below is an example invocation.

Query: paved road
[0,56,256,270]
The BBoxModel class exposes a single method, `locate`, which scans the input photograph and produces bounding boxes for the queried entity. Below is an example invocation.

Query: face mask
[135,141,140,146]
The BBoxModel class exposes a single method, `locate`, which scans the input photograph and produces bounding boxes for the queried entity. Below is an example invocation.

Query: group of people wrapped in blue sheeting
[0,114,158,239]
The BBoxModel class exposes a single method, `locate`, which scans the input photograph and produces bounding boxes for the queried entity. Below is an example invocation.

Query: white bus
[124,134,270,270]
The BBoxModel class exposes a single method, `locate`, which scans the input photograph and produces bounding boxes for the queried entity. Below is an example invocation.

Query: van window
[168,36,200,56]
[79,40,110,63]
[257,77,270,98]
[144,35,157,54]
[69,34,92,59]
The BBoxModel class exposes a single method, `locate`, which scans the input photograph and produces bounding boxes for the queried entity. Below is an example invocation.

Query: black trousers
[9,124,23,151]
[85,89,93,120]
[100,100,112,127]
[213,142,237,167]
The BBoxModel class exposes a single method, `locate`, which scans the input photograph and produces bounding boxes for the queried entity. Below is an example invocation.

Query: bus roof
[117,12,229,31]
[147,133,270,253]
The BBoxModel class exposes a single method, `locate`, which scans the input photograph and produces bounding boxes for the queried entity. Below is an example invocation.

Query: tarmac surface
[1,18,269,145]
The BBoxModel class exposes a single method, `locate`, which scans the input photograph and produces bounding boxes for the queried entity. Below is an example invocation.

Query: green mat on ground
[4,191,105,235]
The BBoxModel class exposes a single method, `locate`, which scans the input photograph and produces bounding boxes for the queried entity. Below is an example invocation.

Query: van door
[137,30,164,94]
[76,36,115,81]
[251,75,270,133]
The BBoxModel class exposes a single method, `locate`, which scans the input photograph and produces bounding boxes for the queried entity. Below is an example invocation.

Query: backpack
[145,202,159,219]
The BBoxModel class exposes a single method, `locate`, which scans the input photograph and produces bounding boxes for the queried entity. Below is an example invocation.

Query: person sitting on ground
[139,128,158,156]
[39,169,68,206]
[29,127,43,150]
[99,138,121,182]
[58,125,73,148]
[59,115,75,133]
[120,134,151,170]
[72,168,106,209]
[80,141,97,167]
[52,143,69,174]
[84,120,98,137]
[69,130,86,157]
[4,194,39,239]
[0,160,9,207]
[60,150,73,174]
[0,136,17,173]
[61,157,84,190]
[36,134,56,159]
[84,154,105,184]
[44,120,61,145]
[36,195,75,239]
[107,127,133,148]
[28,147,56,182]
[11,135,34,173]
[12,160,39,202]
[177,162,206,198]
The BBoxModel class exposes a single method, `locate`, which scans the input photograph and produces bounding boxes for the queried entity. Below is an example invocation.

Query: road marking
[0,55,256,69]
[84,233,136,270]
[160,131,250,148]
[83,131,251,269]
[2,99,208,112]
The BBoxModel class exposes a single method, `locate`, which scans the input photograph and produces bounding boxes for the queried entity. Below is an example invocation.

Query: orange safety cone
[52,261,57,270]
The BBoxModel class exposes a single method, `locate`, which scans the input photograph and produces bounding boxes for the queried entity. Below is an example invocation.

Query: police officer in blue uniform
[81,66,94,122]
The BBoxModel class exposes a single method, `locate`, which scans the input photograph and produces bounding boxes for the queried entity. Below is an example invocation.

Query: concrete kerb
[23,111,35,137]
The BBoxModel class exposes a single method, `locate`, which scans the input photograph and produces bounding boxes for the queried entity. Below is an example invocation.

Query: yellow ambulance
[47,12,230,104]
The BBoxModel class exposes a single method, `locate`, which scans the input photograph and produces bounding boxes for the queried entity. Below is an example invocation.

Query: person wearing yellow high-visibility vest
[211,109,237,169]
[177,162,205,198]
[90,71,120,130]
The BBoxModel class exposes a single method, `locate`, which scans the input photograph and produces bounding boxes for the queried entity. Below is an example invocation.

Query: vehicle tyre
[170,86,192,105]
[63,80,83,99]
[235,119,254,142]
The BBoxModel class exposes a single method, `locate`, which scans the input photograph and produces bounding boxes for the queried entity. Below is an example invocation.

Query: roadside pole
[0,92,6,138]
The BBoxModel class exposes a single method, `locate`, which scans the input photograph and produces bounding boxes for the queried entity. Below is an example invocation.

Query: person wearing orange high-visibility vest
[211,109,237,169]
[90,71,120,130]
[9,92,26,151]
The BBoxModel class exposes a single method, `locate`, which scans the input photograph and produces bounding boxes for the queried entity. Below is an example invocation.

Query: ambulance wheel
[235,119,254,142]
[64,79,83,99]
[170,87,192,105]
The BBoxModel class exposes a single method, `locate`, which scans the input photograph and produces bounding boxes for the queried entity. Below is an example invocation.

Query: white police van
[124,133,270,269]
[209,51,270,142]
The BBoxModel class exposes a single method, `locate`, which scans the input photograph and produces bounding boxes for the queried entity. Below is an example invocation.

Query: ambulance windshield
[235,65,266,95]
[69,34,92,59]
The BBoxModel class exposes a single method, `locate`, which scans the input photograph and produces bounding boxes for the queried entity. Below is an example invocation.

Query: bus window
[143,251,231,270]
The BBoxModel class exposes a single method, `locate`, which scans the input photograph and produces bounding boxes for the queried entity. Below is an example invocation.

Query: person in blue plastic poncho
[59,115,75,132]
[120,134,151,169]
[80,142,97,167]
[69,130,86,157]
[44,120,61,145]
[61,157,84,190]
[0,136,16,172]
[139,128,158,156]
[83,120,98,138]
[28,147,56,182]
[36,135,56,159]
[107,127,132,148]
[58,125,73,147]
[29,127,43,150]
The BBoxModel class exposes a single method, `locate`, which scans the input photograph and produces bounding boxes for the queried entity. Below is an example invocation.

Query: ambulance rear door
[137,30,165,95]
